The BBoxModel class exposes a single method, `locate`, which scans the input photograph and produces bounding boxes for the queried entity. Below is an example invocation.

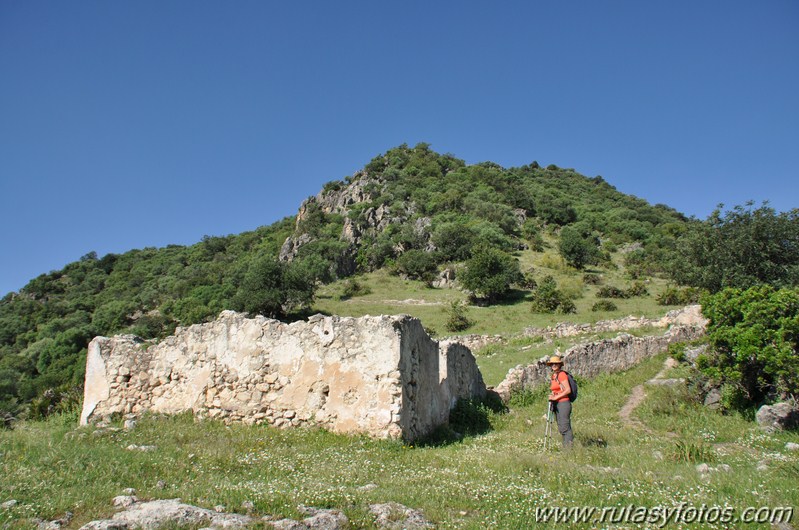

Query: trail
[618,357,682,432]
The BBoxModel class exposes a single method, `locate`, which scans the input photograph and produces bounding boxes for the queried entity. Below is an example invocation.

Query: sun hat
[546,355,564,365]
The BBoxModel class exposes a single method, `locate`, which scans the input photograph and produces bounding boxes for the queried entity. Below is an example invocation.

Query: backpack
[556,370,578,402]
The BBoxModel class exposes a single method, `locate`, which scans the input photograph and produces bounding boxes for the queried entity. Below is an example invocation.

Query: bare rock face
[80,311,485,442]
[278,172,434,267]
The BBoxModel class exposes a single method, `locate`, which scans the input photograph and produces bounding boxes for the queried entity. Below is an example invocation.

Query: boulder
[369,502,432,529]
[756,402,799,432]
[703,388,722,410]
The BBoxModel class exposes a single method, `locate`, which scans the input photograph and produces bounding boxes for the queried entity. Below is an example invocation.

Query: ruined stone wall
[494,323,706,401]
[523,305,705,341]
[80,311,485,442]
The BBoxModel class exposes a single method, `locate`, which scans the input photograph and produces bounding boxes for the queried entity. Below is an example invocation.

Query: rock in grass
[112,496,138,508]
[79,499,253,530]
[269,506,348,529]
[1,500,18,509]
[125,444,157,452]
[369,502,432,529]
[786,442,799,452]
[695,463,710,474]
[756,402,799,432]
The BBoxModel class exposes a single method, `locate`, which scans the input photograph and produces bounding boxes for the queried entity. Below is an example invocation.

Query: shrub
[656,286,702,306]
[520,271,538,290]
[530,276,574,314]
[592,300,618,312]
[626,281,649,297]
[597,286,629,299]
[394,250,438,284]
[444,301,473,332]
[700,286,799,406]
[339,278,372,300]
[583,273,602,285]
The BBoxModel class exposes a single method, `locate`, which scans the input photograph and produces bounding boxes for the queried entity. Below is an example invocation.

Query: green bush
[582,273,602,285]
[700,286,799,407]
[597,286,629,299]
[339,278,372,300]
[444,301,473,332]
[530,276,574,314]
[592,300,618,312]
[626,281,649,297]
[394,250,438,284]
[656,286,702,306]
[460,246,522,303]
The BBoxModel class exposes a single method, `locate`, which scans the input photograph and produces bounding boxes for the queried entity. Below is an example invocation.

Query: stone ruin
[494,306,708,400]
[80,311,486,442]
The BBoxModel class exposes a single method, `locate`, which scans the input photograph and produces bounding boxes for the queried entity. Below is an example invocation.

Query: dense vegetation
[0,219,313,423]
[1,143,796,423]
[697,286,799,410]
[667,203,799,292]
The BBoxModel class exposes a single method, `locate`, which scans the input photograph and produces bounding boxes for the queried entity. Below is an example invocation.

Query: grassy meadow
[2,354,798,529]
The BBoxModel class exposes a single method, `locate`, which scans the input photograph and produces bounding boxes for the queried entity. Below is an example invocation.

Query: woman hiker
[547,355,573,448]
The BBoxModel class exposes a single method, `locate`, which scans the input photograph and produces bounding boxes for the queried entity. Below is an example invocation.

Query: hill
[0,143,691,421]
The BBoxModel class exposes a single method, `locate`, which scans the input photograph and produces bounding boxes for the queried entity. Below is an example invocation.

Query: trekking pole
[544,401,553,450]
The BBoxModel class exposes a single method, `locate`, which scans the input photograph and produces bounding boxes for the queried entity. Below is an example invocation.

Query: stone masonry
[495,307,707,401]
[80,311,486,442]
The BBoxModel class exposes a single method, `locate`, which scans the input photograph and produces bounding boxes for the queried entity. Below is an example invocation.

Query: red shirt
[550,371,570,402]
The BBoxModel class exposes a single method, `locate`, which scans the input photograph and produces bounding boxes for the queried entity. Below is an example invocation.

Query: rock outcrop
[80,311,485,442]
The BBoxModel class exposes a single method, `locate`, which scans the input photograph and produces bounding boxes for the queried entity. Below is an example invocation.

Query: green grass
[2,355,798,529]
[312,249,684,338]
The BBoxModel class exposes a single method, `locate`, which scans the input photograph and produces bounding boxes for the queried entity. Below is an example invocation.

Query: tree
[558,226,600,269]
[233,256,316,319]
[669,203,799,292]
[460,246,522,303]
[394,250,438,284]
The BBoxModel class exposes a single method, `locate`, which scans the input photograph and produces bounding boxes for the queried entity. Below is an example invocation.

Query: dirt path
[618,357,680,432]
[619,384,652,432]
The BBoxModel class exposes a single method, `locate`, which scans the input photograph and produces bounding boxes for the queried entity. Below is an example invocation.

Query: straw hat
[545,355,564,365]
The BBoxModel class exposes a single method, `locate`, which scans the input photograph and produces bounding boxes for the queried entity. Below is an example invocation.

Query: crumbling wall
[80,311,486,442]
[494,323,706,401]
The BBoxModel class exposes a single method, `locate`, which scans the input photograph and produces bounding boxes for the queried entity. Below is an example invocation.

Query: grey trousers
[553,400,573,447]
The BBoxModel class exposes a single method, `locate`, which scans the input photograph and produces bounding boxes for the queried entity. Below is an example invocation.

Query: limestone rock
[79,499,254,530]
[369,502,432,529]
[269,506,348,530]
[703,388,722,410]
[1,500,18,509]
[786,442,799,451]
[756,402,799,432]
[112,496,138,508]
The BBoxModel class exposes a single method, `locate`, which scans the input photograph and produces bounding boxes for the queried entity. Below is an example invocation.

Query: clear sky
[1,1,797,296]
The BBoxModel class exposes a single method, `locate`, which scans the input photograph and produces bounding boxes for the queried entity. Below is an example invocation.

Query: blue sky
[1,1,797,296]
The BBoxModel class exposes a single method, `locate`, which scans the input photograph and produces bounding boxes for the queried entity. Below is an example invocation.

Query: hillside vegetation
[2,143,798,423]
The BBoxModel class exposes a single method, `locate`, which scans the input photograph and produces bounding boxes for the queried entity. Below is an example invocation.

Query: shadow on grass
[416,391,508,448]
